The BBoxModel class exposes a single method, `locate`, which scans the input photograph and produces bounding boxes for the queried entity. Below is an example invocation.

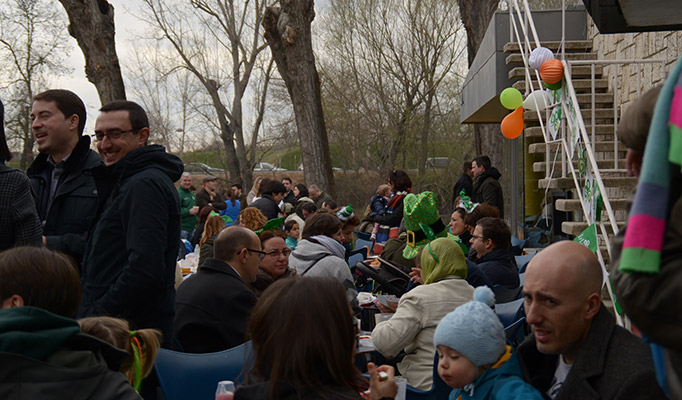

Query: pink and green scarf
[619,56,682,274]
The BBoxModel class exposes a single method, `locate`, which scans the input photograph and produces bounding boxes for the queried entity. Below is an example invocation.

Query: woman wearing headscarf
[371,237,475,391]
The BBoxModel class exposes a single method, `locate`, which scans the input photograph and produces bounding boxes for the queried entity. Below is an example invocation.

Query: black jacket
[0,165,41,250]
[452,173,473,207]
[174,258,257,353]
[470,247,518,289]
[472,167,504,218]
[235,381,362,400]
[249,194,280,220]
[78,145,182,345]
[27,135,103,262]
[196,188,227,211]
[283,190,296,205]
[517,306,666,400]
[372,199,404,228]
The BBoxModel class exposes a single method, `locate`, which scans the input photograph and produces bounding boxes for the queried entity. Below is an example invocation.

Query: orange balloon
[501,107,524,139]
[540,59,564,85]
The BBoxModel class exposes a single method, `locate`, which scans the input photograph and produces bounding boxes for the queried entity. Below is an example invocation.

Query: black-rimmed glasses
[244,248,267,260]
[93,129,139,142]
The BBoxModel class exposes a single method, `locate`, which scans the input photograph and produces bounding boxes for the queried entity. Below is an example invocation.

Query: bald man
[517,241,665,400]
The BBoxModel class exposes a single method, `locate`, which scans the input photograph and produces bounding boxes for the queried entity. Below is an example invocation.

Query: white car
[254,162,285,172]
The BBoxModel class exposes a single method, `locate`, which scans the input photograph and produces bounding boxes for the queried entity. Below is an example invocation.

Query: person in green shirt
[178,172,198,240]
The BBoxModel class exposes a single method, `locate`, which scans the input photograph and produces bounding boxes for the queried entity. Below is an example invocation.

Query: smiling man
[518,241,665,400]
[77,100,183,346]
[27,90,102,264]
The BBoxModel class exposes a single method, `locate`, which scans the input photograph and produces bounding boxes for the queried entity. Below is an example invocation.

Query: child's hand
[409,267,423,284]
[363,362,398,400]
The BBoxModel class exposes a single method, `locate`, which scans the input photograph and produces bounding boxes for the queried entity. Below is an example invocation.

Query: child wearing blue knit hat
[433,286,543,400]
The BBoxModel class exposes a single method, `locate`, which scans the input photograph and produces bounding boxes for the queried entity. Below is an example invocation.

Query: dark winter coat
[249,193,281,220]
[174,258,257,353]
[470,247,518,289]
[27,135,103,262]
[368,194,388,218]
[0,306,141,400]
[196,188,227,211]
[78,145,182,345]
[452,172,474,206]
[472,167,505,218]
[372,198,404,228]
[0,164,41,250]
[517,306,666,400]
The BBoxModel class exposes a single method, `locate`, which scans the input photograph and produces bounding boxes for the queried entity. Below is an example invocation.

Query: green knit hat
[402,192,449,259]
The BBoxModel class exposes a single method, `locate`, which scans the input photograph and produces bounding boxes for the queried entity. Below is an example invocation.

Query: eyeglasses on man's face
[243,248,266,260]
[93,129,139,142]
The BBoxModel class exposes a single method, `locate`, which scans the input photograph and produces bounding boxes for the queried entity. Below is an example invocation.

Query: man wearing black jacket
[27,90,103,264]
[78,101,182,346]
[471,155,505,218]
[249,180,286,220]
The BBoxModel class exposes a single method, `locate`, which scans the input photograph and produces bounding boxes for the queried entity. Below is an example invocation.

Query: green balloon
[543,81,562,91]
[500,88,523,110]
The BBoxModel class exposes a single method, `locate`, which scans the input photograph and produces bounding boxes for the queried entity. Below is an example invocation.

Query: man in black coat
[174,226,261,353]
[451,161,474,209]
[471,155,504,218]
[27,90,103,264]
[469,217,518,288]
[196,175,227,212]
[518,241,665,400]
[282,177,296,205]
[78,101,182,346]
[249,180,286,220]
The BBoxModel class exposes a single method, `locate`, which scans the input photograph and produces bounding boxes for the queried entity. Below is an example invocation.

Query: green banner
[574,223,598,253]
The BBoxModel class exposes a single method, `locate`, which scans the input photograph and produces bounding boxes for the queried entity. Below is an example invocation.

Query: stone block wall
[587,19,682,114]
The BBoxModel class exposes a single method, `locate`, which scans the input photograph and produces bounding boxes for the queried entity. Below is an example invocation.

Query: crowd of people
[0,82,678,400]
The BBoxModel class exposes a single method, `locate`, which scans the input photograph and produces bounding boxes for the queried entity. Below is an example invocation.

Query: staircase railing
[506,0,667,327]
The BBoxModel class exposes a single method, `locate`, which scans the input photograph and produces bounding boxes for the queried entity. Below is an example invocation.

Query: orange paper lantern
[501,107,524,139]
[540,59,564,85]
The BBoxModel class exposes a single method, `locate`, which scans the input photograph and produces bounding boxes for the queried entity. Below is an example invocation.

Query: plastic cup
[216,380,235,400]
[394,377,407,400]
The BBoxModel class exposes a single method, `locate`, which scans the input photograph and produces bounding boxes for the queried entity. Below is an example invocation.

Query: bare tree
[262,1,335,195]
[139,0,271,187]
[0,0,71,168]
[58,0,126,103]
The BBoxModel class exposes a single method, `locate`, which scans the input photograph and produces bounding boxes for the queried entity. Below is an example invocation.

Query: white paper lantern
[529,47,554,70]
[523,89,553,112]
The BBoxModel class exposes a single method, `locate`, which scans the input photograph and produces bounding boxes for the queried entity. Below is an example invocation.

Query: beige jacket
[371,277,474,390]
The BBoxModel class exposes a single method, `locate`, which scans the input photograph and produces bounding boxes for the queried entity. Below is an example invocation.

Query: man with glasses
[77,101,183,349]
[174,226,261,353]
[27,89,102,264]
[469,217,518,288]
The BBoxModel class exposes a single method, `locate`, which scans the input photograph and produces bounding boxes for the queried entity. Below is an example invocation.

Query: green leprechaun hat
[402,191,450,259]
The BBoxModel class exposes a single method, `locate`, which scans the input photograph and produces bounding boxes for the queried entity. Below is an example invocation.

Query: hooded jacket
[0,306,140,400]
[27,135,103,262]
[78,145,182,345]
[472,168,504,218]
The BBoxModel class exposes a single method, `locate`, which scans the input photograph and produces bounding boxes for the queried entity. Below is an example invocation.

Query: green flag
[574,223,598,253]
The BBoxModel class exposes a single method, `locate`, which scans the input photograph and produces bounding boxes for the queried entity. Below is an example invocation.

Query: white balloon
[523,90,553,112]
[529,47,554,70]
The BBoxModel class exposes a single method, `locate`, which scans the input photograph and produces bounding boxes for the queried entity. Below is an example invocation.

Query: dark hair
[214,226,257,261]
[472,155,491,171]
[453,207,467,219]
[476,217,511,249]
[34,89,86,135]
[302,212,343,239]
[99,100,149,131]
[246,277,362,400]
[462,161,472,173]
[463,203,500,227]
[300,202,317,215]
[282,177,292,184]
[257,178,270,196]
[0,98,11,162]
[294,184,309,198]
[197,206,214,226]
[323,199,337,209]
[227,184,238,206]
[342,215,360,229]
[389,170,412,192]
[232,183,242,190]
[262,180,286,196]
[284,219,299,232]
[0,247,81,317]
[259,229,286,245]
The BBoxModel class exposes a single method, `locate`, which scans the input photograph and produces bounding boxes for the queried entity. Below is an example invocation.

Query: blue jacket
[450,346,543,400]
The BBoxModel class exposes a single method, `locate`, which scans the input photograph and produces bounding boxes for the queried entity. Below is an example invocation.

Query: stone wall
[587,19,682,113]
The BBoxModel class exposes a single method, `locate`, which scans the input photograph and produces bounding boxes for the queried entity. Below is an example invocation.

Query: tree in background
[0,0,71,169]
[58,0,126,103]
[262,0,335,197]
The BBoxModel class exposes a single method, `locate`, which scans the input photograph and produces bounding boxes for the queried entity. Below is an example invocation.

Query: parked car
[425,157,452,169]
[254,162,286,172]
[297,163,342,172]
[184,162,227,175]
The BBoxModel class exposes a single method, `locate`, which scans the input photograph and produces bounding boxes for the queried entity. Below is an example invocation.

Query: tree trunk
[262,1,335,197]
[458,0,500,163]
[205,79,242,185]
[58,0,126,104]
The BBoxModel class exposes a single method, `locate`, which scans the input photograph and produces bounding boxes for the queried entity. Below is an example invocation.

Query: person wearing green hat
[372,237,475,390]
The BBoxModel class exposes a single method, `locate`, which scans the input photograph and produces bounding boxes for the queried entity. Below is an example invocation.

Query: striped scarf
[620,56,682,274]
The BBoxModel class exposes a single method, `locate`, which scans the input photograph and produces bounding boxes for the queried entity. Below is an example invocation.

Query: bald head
[528,241,602,298]
[214,226,259,262]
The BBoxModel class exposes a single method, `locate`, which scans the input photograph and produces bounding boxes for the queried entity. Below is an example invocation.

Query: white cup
[394,377,407,400]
